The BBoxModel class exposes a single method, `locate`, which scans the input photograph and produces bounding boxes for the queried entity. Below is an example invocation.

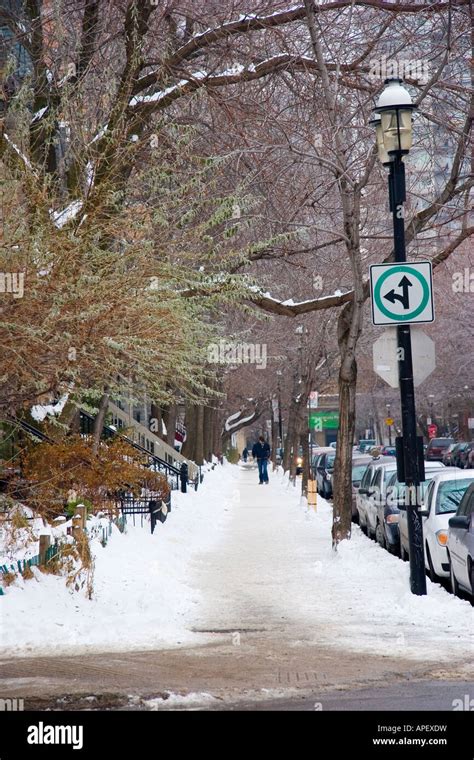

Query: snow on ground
[0,464,238,658]
[1,462,472,662]
[187,465,473,663]
[136,692,218,710]
[260,471,474,661]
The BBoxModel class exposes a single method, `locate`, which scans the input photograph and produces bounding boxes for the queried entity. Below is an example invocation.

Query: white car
[447,480,474,597]
[399,470,474,581]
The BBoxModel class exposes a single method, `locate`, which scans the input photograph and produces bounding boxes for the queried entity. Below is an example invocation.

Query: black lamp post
[372,78,426,596]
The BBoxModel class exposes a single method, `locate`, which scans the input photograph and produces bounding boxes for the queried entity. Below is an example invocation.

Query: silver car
[357,458,396,538]
[448,480,474,598]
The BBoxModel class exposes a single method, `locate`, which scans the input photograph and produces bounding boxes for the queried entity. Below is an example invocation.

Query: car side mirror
[448,515,470,530]
[358,488,368,495]
[417,509,429,518]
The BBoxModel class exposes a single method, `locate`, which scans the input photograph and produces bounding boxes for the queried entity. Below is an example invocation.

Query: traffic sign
[427,423,437,439]
[385,417,394,426]
[309,410,339,430]
[370,262,434,325]
[373,327,436,388]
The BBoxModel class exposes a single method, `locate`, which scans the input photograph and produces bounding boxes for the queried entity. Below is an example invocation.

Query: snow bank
[0,464,237,658]
[282,480,473,661]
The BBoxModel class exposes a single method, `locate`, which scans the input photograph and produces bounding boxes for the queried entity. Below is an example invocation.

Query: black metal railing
[3,413,198,493]
[79,410,182,490]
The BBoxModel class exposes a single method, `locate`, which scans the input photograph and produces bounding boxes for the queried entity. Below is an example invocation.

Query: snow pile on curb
[283,482,473,661]
[0,464,238,658]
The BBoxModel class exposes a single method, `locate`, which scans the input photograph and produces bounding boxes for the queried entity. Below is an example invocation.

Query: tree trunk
[195,405,204,465]
[92,391,109,455]
[331,298,361,547]
[289,423,300,483]
[271,397,278,469]
[301,428,310,496]
[181,403,197,460]
[166,403,177,449]
[203,405,213,462]
[212,407,220,459]
[283,395,297,472]
[150,403,164,439]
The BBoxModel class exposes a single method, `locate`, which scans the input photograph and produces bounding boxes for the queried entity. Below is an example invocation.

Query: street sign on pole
[385,417,394,426]
[309,410,339,430]
[373,327,435,388]
[370,262,434,326]
[427,423,437,439]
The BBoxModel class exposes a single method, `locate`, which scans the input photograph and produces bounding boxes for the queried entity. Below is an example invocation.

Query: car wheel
[426,543,439,583]
[448,552,460,597]
[375,521,386,549]
[387,541,399,556]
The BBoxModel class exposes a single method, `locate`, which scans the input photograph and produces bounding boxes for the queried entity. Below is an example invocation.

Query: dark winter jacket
[252,441,270,460]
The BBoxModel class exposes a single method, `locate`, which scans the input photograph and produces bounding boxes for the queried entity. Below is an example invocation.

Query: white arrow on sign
[370,261,434,326]
[373,327,436,388]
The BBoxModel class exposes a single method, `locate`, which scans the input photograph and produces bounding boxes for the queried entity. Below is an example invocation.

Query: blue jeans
[257,458,269,483]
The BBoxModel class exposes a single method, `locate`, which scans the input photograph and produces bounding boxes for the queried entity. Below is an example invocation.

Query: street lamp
[371,78,426,596]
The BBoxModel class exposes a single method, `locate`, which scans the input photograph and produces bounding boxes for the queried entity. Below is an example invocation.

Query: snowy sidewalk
[0,464,239,657]
[189,465,473,662]
[1,462,472,665]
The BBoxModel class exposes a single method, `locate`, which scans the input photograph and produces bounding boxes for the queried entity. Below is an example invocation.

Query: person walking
[252,436,270,484]
[242,447,248,463]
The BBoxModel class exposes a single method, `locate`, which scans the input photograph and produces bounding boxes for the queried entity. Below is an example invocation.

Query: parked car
[425,437,455,462]
[451,442,470,468]
[315,450,336,498]
[358,439,376,453]
[380,446,397,456]
[361,459,398,539]
[458,441,474,469]
[448,482,474,598]
[468,445,474,469]
[311,448,334,479]
[442,443,457,466]
[356,457,396,537]
[351,455,375,522]
[380,463,445,555]
[399,470,474,581]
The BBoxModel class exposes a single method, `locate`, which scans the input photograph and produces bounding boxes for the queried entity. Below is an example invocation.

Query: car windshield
[383,466,397,484]
[436,479,473,514]
[352,463,368,482]
[430,438,453,447]
[392,471,439,502]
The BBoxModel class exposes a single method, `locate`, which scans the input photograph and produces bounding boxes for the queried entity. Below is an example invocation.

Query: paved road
[223,680,474,712]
